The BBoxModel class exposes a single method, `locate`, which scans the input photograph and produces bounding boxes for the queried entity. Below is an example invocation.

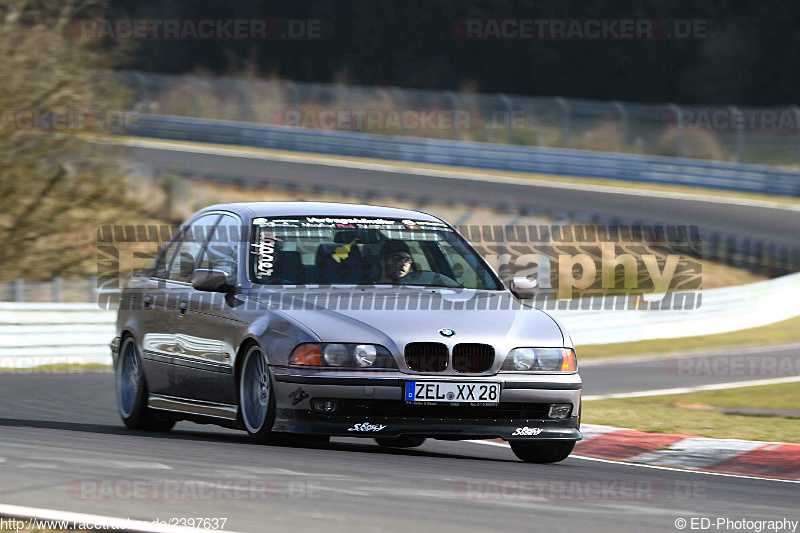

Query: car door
[157,213,223,400]
[169,213,243,406]
[137,227,184,397]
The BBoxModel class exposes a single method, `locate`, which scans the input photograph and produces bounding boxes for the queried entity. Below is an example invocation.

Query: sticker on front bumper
[512,427,543,436]
[289,387,309,405]
[347,422,386,432]
[405,382,499,403]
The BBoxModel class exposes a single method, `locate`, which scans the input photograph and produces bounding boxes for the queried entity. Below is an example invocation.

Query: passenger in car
[376,240,413,283]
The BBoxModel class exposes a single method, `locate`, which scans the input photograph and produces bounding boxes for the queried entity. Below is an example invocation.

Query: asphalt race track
[2,144,794,531]
[1,368,797,533]
[128,142,800,248]
[579,344,800,398]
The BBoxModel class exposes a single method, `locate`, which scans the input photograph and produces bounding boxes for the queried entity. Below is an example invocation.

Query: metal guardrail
[550,271,800,345]
[0,303,114,364]
[122,71,800,168]
[3,272,798,362]
[121,113,800,197]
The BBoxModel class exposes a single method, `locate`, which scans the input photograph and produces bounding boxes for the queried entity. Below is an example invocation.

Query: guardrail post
[445,91,459,141]
[238,78,254,122]
[555,97,571,148]
[668,104,686,157]
[793,107,800,167]
[88,276,98,303]
[52,277,62,303]
[11,278,23,302]
[729,106,744,162]
[191,76,201,117]
[498,94,513,144]
[613,101,628,152]
[283,80,296,124]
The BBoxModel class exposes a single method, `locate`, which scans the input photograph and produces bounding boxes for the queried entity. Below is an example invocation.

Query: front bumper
[270,368,582,441]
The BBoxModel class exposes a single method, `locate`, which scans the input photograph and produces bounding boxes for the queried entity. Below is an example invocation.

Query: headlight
[511,348,536,370]
[289,343,396,369]
[353,344,378,367]
[501,348,577,372]
[323,344,349,366]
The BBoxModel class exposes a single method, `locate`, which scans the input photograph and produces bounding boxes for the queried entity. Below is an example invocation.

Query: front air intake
[452,343,495,373]
[404,342,448,372]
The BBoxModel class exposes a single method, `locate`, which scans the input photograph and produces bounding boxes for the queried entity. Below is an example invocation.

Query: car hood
[258,287,565,355]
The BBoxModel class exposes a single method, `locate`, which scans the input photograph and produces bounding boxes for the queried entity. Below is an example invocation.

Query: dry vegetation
[0,0,169,282]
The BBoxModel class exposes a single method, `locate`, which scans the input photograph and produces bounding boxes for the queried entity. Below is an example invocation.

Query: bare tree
[0,0,154,281]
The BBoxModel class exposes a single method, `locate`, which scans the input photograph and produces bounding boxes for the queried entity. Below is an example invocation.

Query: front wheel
[115,336,174,432]
[510,441,575,463]
[239,345,278,444]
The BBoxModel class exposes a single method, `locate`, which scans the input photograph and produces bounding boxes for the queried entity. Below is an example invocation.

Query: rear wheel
[239,345,278,444]
[115,336,174,432]
[510,440,575,463]
[375,436,427,448]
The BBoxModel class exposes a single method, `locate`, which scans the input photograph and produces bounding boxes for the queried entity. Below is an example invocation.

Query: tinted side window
[153,231,182,279]
[166,214,221,283]
[202,214,241,279]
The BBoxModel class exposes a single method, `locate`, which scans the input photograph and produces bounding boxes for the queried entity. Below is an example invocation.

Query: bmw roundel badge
[439,328,455,337]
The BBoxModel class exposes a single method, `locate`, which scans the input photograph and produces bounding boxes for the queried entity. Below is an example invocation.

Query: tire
[375,436,427,448]
[510,440,575,464]
[115,336,175,432]
[239,345,278,444]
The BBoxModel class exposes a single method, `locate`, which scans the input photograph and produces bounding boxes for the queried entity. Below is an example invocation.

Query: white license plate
[405,382,499,403]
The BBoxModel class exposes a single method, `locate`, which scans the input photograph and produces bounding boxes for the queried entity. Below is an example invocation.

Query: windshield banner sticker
[252,216,451,231]
[251,230,279,279]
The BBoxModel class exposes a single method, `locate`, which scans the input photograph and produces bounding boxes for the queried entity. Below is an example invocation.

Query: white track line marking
[582,375,800,400]
[113,137,800,211]
[0,503,244,533]
[465,440,799,483]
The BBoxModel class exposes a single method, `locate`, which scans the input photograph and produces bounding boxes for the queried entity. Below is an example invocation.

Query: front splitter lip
[273,410,582,441]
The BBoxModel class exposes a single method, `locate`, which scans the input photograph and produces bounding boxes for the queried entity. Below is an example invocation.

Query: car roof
[194,201,445,223]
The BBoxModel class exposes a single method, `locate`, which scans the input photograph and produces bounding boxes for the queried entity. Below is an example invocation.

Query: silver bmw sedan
[112,202,582,463]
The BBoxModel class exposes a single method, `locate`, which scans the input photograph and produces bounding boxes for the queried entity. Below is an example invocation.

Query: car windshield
[249,215,502,290]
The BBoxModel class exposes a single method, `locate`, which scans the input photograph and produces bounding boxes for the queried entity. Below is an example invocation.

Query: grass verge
[577,315,800,360]
[583,382,800,443]
[0,363,112,374]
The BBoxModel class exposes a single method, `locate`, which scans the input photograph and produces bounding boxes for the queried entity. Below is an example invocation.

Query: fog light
[312,399,338,414]
[548,403,572,419]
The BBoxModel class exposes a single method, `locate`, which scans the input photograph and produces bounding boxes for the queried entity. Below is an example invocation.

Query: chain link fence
[119,71,800,167]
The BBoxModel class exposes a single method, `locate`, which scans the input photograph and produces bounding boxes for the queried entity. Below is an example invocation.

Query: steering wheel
[399,270,463,288]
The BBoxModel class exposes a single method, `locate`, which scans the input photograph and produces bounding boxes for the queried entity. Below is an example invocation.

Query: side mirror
[511,277,538,299]
[192,269,234,293]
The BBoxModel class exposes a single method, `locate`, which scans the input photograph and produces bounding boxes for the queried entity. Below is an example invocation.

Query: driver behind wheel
[377,240,413,283]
